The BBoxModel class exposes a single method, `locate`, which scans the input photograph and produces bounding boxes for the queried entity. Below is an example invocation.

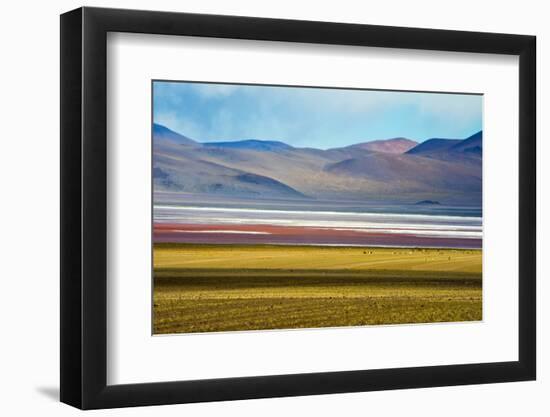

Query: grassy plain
[153,243,482,334]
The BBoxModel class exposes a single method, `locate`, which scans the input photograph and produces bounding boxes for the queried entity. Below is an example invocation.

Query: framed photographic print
[60,7,536,409]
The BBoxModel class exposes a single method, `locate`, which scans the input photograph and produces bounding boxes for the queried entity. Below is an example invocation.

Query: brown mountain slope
[325,152,481,192]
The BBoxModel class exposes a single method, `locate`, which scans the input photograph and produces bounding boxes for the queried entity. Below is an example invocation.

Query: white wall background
[0,0,546,415]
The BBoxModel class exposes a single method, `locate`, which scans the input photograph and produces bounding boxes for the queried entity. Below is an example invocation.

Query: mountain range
[153,123,482,205]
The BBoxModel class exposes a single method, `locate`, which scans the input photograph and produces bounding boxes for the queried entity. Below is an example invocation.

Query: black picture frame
[60,6,536,410]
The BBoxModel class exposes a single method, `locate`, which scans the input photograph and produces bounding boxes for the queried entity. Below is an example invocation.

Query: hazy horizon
[154,121,482,150]
[153,80,483,150]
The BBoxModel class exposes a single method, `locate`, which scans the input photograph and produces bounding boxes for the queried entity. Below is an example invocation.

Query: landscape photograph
[152,80,483,335]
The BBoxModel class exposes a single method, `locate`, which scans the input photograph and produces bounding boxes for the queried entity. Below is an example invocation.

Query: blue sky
[153,81,482,149]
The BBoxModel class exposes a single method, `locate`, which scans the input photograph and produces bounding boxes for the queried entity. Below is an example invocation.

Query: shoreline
[154,223,482,249]
[154,241,483,251]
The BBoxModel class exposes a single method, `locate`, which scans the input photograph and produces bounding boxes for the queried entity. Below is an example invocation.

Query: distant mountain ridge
[153,123,196,145]
[339,138,418,154]
[449,131,482,155]
[406,131,482,161]
[406,138,461,155]
[152,123,482,205]
[204,139,293,152]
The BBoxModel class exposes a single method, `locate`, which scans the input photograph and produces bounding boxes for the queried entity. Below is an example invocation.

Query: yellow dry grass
[153,244,482,334]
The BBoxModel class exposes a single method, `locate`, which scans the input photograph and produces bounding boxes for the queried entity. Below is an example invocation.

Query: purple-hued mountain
[340,138,419,154]
[153,123,196,145]
[204,139,293,152]
[449,131,482,155]
[406,131,482,161]
[406,138,461,155]
[152,123,482,205]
